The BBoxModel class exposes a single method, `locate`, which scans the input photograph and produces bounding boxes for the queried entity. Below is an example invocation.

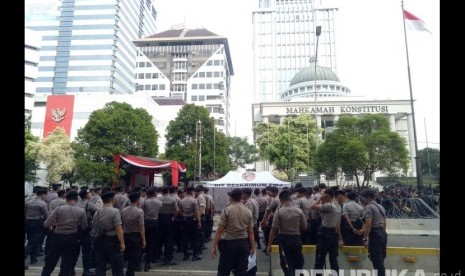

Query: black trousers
[157,214,174,262]
[262,221,271,248]
[41,233,80,276]
[124,233,142,276]
[279,234,304,276]
[309,219,320,245]
[94,235,124,276]
[25,219,43,261]
[344,220,364,246]
[81,231,93,270]
[205,212,213,241]
[144,219,158,265]
[368,227,388,276]
[217,238,250,276]
[181,216,200,257]
[173,217,183,250]
[199,214,207,249]
[314,227,339,275]
[253,225,260,248]
[44,229,54,256]
[300,221,311,245]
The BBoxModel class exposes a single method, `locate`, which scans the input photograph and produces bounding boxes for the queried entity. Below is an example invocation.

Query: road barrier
[270,245,439,276]
[386,219,439,235]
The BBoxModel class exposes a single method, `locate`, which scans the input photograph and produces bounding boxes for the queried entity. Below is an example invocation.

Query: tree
[37,127,75,185]
[418,147,439,177]
[316,114,410,189]
[254,114,317,181]
[165,104,232,179]
[25,126,40,183]
[227,136,259,169]
[72,102,159,186]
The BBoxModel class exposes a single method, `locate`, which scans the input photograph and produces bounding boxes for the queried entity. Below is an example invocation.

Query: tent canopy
[114,154,186,187]
[206,171,290,188]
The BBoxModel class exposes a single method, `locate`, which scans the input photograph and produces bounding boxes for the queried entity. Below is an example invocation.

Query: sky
[155,0,439,150]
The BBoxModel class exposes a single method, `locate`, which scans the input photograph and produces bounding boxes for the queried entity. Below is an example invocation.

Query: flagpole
[401,1,422,188]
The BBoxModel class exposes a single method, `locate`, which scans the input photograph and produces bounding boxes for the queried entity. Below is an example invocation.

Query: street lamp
[198,120,202,180]
[314,25,322,147]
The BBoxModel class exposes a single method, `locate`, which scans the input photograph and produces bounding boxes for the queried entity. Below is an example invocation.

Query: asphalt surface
[25,233,438,275]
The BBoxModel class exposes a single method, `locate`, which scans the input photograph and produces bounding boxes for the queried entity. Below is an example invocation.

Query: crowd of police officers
[25,182,387,276]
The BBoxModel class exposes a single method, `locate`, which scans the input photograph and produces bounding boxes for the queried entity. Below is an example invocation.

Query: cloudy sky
[155,0,439,150]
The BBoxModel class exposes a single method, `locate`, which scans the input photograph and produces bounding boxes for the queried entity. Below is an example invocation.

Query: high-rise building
[252,0,337,102]
[25,28,42,116]
[133,28,234,135]
[26,0,157,95]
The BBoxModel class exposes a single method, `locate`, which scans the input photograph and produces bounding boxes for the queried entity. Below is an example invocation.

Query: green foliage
[37,127,75,184]
[227,136,259,169]
[72,102,159,186]
[165,104,232,178]
[418,147,439,177]
[316,114,410,189]
[25,127,40,183]
[254,114,317,181]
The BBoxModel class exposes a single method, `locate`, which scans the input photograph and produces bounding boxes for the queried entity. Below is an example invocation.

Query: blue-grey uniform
[41,203,87,276]
[121,204,145,275]
[365,201,387,276]
[25,196,48,263]
[179,195,200,259]
[293,196,312,244]
[114,193,129,211]
[49,198,66,212]
[141,196,162,266]
[157,194,178,263]
[76,199,99,272]
[314,201,341,273]
[342,200,364,245]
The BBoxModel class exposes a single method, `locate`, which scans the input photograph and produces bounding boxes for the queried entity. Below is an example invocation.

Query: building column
[262,115,269,124]
[407,114,417,177]
[279,116,285,124]
[333,114,339,123]
[389,114,396,132]
[316,115,322,129]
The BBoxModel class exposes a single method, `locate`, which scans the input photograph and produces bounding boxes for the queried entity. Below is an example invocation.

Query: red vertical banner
[43,95,75,138]
[171,161,179,187]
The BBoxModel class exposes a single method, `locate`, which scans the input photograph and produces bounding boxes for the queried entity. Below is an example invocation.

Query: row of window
[136,73,159,79]
[193,71,224,78]
[137,61,153,68]
[191,96,224,105]
[191,83,222,90]
[139,44,222,54]
[206,59,224,66]
[136,84,166,91]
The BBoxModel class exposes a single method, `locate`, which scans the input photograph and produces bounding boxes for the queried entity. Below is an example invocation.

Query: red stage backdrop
[43,95,75,138]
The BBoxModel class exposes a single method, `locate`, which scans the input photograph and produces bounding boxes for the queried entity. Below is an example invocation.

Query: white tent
[206,171,290,212]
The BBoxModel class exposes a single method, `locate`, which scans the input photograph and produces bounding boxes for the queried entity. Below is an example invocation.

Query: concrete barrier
[386,219,439,236]
[270,245,439,276]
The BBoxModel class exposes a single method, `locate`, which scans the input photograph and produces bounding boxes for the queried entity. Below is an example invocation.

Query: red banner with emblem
[43,95,75,138]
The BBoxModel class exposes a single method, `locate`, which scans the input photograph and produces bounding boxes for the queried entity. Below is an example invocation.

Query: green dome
[290,65,340,86]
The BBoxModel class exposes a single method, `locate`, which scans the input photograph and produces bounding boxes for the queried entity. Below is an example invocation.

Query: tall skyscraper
[26,0,157,95]
[133,28,234,135]
[25,28,42,116]
[252,0,337,102]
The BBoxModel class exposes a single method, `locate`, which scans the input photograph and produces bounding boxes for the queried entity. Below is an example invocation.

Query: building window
[144,85,150,90]
[146,62,152,67]
[214,72,220,77]
[206,83,212,89]
[206,72,212,78]
[199,83,205,89]
[199,95,205,101]
[192,84,198,89]
[138,73,144,79]
[136,85,143,91]
[191,95,197,101]
[145,73,151,79]
[152,73,158,79]
[152,84,158,90]
[138,62,145,67]
[207,60,213,66]
[199,72,205,78]
[159,84,165,90]
[214,60,220,66]
[213,83,219,89]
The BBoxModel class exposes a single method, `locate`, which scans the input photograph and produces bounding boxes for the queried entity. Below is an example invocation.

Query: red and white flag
[403,9,431,33]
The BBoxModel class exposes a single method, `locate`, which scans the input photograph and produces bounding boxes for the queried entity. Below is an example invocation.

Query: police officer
[41,191,87,276]
[293,187,312,244]
[342,191,364,246]
[242,188,260,251]
[179,186,202,261]
[361,189,388,276]
[78,189,99,276]
[174,189,185,252]
[45,183,62,205]
[140,187,162,271]
[90,187,103,209]
[121,192,146,276]
[335,189,349,245]
[113,186,129,211]
[194,185,207,251]
[211,188,255,276]
[311,187,343,275]
[260,186,279,253]
[203,187,215,242]
[45,189,67,256]
[93,191,125,276]
[157,186,179,265]
[267,190,307,276]
[308,186,321,244]
[25,188,48,264]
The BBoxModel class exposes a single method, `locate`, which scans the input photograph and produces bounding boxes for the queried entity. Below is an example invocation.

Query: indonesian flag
[403,9,431,33]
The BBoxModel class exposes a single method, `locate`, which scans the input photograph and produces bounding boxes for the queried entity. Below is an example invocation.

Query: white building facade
[253,0,337,102]
[25,28,42,116]
[26,0,157,95]
[133,28,234,135]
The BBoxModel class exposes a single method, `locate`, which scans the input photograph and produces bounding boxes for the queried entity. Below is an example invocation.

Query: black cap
[361,189,376,199]
[32,186,43,193]
[80,186,89,191]
[101,191,116,201]
[36,188,48,196]
[66,191,79,201]
[79,190,89,199]
[228,188,242,197]
[128,192,141,203]
[241,188,252,195]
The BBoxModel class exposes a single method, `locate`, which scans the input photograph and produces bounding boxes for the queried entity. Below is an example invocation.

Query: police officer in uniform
[25,188,48,264]
[292,187,312,244]
[41,191,87,276]
[211,188,255,276]
[140,187,162,271]
[93,191,125,276]
[203,187,215,242]
[45,189,67,256]
[157,186,179,265]
[90,187,103,209]
[242,188,260,250]
[267,190,307,276]
[78,189,99,276]
[45,184,62,205]
[260,186,279,253]
[194,185,207,251]
[113,185,128,211]
[311,187,343,275]
[121,192,146,276]
[179,186,202,261]
[342,191,364,246]
[362,189,387,276]
[174,189,185,252]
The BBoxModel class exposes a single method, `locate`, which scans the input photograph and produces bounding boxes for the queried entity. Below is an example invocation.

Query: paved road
[25,233,438,275]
